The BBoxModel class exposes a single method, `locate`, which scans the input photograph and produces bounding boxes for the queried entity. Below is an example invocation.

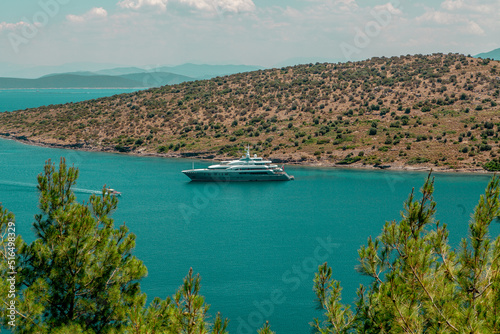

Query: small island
[1,53,499,172]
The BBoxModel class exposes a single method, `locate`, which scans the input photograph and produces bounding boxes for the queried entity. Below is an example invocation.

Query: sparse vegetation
[0,53,499,171]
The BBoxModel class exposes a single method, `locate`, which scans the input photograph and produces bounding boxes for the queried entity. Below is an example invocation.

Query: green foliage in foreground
[1,160,500,333]
[0,159,234,334]
[313,173,500,333]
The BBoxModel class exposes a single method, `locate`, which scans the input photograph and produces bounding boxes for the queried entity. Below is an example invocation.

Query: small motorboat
[106,188,122,196]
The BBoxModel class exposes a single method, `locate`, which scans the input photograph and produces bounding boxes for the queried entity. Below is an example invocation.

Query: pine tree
[257,321,275,334]
[16,158,148,333]
[126,268,230,334]
[1,158,231,334]
[312,172,500,333]
[4,158,500,333]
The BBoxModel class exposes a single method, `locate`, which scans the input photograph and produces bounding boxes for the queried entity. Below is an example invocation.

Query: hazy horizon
[1,0,499,71]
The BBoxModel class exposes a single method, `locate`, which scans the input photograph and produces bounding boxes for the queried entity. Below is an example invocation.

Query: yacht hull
[182,170,293,182]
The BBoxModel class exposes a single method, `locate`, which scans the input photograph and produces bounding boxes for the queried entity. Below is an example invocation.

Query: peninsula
[1,53,499,172]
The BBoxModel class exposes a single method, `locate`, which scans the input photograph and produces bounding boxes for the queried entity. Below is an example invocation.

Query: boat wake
[73,188,102,195]
[0,180,101,195]
[0,180,37,189]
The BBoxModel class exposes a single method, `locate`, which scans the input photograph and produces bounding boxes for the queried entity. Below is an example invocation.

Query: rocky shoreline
[1,55,499,176]
[1,134,490,175]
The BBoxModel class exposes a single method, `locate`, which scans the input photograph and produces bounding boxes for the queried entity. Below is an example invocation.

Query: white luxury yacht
[182,147,294,182]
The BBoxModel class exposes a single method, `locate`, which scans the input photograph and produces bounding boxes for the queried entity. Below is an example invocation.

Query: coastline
[0,87,146,91]
[0,134,489,175]
[1,55,498,177]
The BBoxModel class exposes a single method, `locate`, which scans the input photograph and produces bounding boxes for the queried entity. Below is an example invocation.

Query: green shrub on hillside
[337,155,362,165]
[484,158,500,171]
[408,156,430,164]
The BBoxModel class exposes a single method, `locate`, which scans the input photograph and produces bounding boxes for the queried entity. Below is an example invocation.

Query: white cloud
[305,0,358,11]
[175,0,256,13]
[67,8,108,23]
[0,21,31,33]
[441,0,493,13]
[117,0,255,13]
[417,11,460,25]
[283,6,302,19]
[464,20,485,35]
[439,0,500,35]
[373,3,402,15]
[118,0,169,11]
[441,0,465,11]
[416,9,485,36]
[333,0,358,13]
[292,0,358,20]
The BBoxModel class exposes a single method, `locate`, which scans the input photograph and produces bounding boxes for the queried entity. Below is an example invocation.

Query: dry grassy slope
[1,53,500,171]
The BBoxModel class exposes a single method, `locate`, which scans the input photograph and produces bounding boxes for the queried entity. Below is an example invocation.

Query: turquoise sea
[1,90,499,333]
[0,88,140,112]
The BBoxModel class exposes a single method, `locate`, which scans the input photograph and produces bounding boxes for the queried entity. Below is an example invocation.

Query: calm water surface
[1,90,498,333]
[0,138,498,334]
[0,88,141,112]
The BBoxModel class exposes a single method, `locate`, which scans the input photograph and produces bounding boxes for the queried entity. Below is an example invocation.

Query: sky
[0,0,499,70]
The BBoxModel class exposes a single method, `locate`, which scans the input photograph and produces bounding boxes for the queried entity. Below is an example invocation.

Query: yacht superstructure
[182,148,294,182]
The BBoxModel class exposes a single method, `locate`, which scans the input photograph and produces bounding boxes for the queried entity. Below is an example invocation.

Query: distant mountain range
[155,64,265,79]
[0,73,193,89]
[88,64,264,79]
[0,62,126,79]
[475,48,500,60]
[5,49,498,90]
[0,64,264,89]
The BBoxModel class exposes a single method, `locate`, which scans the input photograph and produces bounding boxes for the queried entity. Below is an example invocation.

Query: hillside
[476,48,500,61]
[1,53,499,172]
